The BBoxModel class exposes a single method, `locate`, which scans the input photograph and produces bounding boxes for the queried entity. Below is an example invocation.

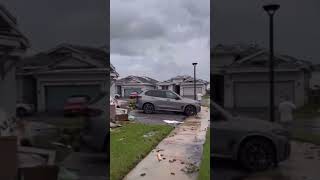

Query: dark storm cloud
[213,0,320,62]
[1,0,107,54]
[111,0,210,81]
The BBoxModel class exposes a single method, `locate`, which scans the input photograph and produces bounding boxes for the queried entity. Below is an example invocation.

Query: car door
[146,90,167,110]
[164,91,183,111]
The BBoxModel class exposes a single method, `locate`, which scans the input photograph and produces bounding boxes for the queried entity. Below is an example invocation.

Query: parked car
[129,91,139,99]
[136,89,201,116]
[211,102,291,171]
[63,95,91,116]
[81,92,108,152]
[16,103,35,117]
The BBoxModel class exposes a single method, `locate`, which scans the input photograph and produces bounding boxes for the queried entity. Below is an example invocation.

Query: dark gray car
[211,102,290,171]
[136,90,201,116]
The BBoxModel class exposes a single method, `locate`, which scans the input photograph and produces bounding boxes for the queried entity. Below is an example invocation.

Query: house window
[162,86,169,90]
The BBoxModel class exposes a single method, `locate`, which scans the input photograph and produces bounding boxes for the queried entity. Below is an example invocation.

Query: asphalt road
[129,110,187,125]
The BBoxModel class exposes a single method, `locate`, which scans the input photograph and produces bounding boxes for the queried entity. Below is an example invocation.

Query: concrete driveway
[212,141,320,180]
[129,110,187,125]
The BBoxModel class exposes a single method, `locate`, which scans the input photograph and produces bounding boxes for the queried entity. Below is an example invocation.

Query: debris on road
[163,120,183,124]
[128,115,135,121]
[171,172,175,175]
[140,173,146,176]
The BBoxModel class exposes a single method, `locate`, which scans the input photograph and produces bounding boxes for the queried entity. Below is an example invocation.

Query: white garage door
[234,82,294,108]
[183,87,203,96]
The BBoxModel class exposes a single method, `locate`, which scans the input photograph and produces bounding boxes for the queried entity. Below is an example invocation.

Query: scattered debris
[163,120,183,124]
[110,122,122,128]
[143,131,156,138]
[181,161,185,164]
[181,163,199,174]
[157,153,162,161]
[163,158,166,160]
[140,173,146,176]
[170,172,175,175]
[156,149,164,152]
[128,115,135,121]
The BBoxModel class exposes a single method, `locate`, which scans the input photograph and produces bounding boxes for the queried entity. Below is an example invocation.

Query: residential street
[123,107,210,180]
[129,110,187,125]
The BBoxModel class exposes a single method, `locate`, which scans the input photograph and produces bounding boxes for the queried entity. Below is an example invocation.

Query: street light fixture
[263,3,280,122]
[192,62,198,100]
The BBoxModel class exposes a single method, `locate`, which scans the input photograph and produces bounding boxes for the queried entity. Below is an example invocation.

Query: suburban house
[310,64,320,90]
[212,44,312,109]
[0,4,29,135]
[157,75,209,99]
[115,76,158,98]
[16,44,114,113]
[110,63,119,97]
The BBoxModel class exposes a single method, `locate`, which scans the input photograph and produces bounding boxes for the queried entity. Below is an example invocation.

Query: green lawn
[294,103,320,119]
[198,129,210,180]
[291,128,320,145]
[110,122,173,180]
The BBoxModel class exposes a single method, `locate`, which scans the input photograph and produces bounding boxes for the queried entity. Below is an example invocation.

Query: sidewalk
[123,107,210,180]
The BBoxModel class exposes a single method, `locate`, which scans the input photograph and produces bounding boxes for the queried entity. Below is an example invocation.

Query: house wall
[224,71,306,108]
[0,66,17,135]
[120,84,156,97]
[180,83,206,97]
[310,71,320,89]
[35,73,106,112]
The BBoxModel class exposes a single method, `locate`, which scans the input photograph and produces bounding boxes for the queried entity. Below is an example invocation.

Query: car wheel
[184,105,196,116]
[143,103,154,114]
[17,108,27,117]
[239,138,276,171]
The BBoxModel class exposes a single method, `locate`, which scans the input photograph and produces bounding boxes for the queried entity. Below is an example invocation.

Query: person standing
[278,96,296,129]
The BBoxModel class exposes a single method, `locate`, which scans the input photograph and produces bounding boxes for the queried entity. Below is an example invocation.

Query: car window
[165,91,178,99]
[145,90,155,96]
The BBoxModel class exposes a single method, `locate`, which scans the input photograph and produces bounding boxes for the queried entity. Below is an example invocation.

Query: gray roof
[116,75,158,85]
[0,4,30,49]
[212,44,312,72]
[160,75,208,84]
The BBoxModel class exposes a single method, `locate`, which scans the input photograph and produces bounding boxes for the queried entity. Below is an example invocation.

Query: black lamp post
[192,63,198,100]
[263,3,280,122]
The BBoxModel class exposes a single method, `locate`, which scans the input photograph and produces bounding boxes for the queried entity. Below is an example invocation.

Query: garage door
[234,82,294,108]
[183,87,203,96]
[124,88,141,98]
[45,85,101,112]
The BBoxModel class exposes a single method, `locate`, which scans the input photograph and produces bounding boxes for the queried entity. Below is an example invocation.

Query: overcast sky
[213,0,320,64]
[1,0,107,54]
[110,0,210,81]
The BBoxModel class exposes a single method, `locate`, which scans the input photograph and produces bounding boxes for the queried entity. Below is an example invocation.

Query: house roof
[0,4,30,50]
[228,50,312,70]
[212,44,312,73]
[116,75,158,85]
[159,75,208,85]
[17,44,118,76]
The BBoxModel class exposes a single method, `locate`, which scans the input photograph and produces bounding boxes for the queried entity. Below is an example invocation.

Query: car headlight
[272,129,290,137]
